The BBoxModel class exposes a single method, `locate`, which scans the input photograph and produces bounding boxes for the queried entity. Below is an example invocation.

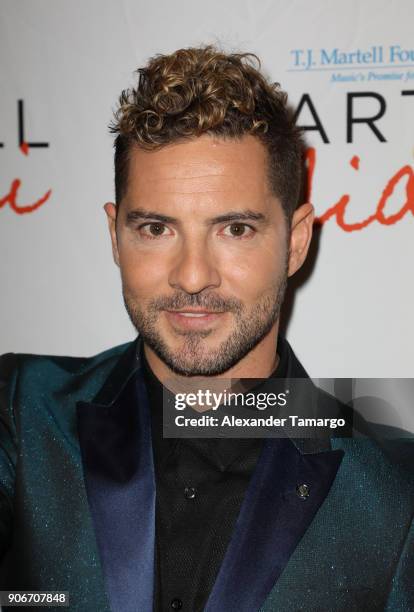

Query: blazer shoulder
[0,353,20,406]
[314,385,414,494]
[333,434,414,515]
[0,340,136,407]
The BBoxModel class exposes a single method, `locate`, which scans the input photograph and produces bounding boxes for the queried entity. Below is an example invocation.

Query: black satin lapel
[204,437,344,612]
[76,370,155,612]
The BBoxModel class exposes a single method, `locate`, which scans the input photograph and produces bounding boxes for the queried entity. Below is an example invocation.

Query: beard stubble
[123,258,288,377]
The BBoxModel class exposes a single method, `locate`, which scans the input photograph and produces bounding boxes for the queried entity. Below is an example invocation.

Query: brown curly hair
[110,45,304,220]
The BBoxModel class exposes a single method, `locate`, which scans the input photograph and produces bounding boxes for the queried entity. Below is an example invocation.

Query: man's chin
[152,341,227,376]
[140,331,232,376]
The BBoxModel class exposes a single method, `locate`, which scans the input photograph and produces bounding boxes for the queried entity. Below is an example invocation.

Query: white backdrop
[0,0,413,377]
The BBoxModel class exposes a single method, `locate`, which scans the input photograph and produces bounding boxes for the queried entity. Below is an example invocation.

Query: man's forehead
[126,134,270,195]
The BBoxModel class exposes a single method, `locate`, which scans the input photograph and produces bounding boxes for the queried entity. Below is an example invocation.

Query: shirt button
[296,483,310,500]
[184,486,197,500]
[170,598,183,610]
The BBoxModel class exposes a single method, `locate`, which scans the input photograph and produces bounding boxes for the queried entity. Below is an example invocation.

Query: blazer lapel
[204,437,344,612]
[76,339,156,612]
[205,337,345,612]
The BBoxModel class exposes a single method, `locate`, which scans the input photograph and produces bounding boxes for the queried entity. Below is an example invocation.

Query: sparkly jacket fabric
[0,337,413,612]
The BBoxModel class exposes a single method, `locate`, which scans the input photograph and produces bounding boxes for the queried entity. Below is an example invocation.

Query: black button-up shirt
[143,344,288,612]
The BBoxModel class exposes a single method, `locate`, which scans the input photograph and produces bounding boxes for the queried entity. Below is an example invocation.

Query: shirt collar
[141,338,291,471]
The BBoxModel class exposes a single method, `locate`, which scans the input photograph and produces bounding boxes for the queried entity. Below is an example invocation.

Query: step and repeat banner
[0,0,413,376]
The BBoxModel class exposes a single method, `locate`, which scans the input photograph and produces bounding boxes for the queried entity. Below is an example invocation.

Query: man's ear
[287,202,314,277]
[104,202,120,267]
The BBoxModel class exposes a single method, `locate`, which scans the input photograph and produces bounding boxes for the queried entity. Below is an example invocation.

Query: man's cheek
[224,259,274,293]
[121,254,167,287]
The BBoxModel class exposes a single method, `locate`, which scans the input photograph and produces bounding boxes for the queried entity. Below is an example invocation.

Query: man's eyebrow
[208,210,267,225]
[125,208,267,225]
[125,208,177,224]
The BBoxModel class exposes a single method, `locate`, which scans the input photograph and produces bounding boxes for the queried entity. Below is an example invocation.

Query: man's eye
[139,222,170,238]
[221,223,255,238]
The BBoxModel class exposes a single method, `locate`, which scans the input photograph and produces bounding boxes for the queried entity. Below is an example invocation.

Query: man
[0,46,413,612]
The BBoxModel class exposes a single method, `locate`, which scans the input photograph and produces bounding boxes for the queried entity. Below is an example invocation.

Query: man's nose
[168,240,221,294]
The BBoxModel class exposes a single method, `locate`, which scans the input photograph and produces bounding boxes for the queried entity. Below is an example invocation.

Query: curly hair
[109,45,304,220]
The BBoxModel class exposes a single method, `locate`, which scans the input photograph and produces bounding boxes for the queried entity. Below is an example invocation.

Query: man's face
[106,135,310,376]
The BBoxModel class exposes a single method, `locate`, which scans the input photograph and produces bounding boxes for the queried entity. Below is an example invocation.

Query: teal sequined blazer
[0,337,413,611]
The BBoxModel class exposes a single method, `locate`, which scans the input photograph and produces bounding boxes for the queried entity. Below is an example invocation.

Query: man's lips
[164,309,226,329]
[167,309,224,316]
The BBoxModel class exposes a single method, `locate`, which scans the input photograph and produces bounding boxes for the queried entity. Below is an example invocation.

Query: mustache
[149,292,243,313]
